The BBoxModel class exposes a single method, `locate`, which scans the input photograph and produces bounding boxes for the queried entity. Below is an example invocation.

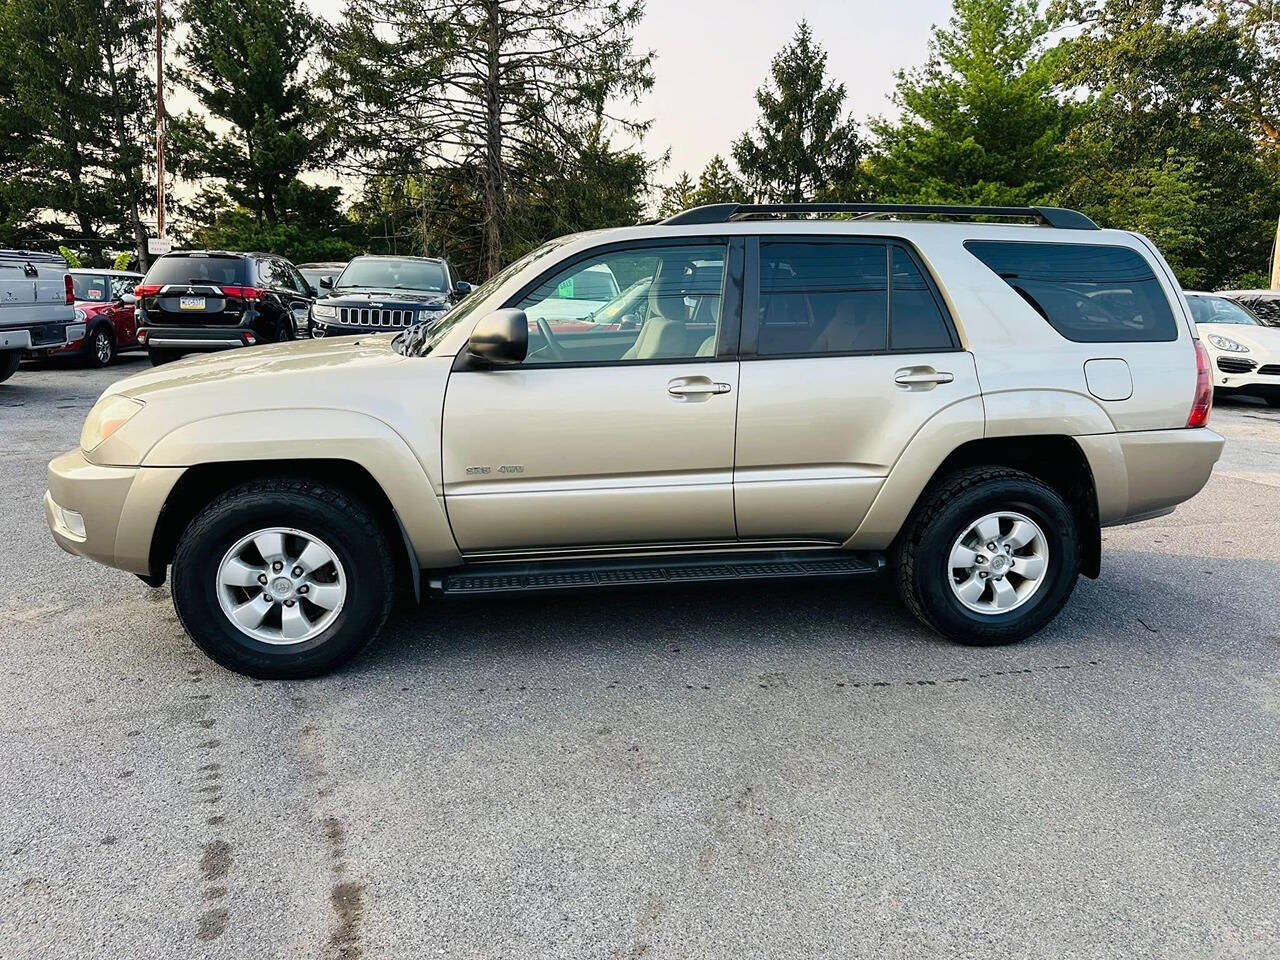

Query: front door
[733,237,981,541]
[442,239,742,553]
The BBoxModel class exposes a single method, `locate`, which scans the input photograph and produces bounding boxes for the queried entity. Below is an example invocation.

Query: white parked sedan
[1186,291,1280,407]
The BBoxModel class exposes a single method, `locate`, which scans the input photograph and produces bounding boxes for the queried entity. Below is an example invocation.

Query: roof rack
[660,203,1099,231]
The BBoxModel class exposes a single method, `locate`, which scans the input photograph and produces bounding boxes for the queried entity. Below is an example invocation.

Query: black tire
[0,351,19,383]
[87,326,116,367]
[171,478,395,678]
[1265,395,1280,408]
[147,346,181,365]
[893,466,1081,646]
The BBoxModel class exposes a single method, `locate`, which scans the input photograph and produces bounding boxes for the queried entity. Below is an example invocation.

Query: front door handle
[894,368,954,388]
[667,376,732,401]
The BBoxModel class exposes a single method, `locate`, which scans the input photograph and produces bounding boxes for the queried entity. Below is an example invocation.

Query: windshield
[300,267,341,289]
[1187,295,1262,326]
[336,259,447,293]
[395,240,569,357]
[145,255,248,286]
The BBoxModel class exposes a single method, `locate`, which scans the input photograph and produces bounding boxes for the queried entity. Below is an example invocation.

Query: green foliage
[58,245,82,267]
[869,0,1079,206]
[657,172,697,218]
[112,251,135,271]
[189,182,366,263]
[733,21,863,202]
[0,0,152,261]
[175,0,327,226]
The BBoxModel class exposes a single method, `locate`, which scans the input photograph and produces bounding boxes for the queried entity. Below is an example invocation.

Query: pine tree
[326,0,654,277]
[695,154,748,205]
[732,21,862,203]
[869,0,1077,206]
[657,172,697,217]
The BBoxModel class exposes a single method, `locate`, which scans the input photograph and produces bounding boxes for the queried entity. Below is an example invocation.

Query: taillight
[220,285,263,300]
[64,274,74,304]
[1187,339,1213,428]
[134,284,161,297]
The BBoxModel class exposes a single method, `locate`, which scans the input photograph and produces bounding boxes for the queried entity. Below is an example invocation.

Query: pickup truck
[0,250,76,383]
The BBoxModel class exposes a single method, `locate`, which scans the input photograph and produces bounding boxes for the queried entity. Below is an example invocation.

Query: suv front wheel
[894,466,1081,646]
[171,478,395,678]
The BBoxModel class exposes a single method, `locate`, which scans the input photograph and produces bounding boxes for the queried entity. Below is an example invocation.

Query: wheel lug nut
[272,561,283,572]
[979,572,988,579]
[284,599,296,607]
[263,594,273,603]
[257,573,268,585]
[987,542,997,551]
[297,585,309,594]
[292,566,303,577]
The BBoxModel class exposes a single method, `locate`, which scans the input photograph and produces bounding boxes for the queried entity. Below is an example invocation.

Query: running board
[429,549,885,597]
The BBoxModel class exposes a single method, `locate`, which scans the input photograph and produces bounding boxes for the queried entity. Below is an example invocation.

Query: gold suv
[46,203,1225,678]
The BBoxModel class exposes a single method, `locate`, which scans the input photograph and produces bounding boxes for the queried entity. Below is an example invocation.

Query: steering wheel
[534,317,566,361]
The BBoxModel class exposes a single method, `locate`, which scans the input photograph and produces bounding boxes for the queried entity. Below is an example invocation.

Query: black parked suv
[308,255,471,338]
[135,251,315,365]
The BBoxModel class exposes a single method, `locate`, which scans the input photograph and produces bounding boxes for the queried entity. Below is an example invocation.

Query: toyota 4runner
[46,203,1225,678]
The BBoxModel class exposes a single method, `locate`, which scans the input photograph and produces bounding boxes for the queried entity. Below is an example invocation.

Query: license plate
[179,296,205,310]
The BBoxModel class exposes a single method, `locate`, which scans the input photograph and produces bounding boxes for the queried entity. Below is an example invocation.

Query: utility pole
[155,0,165,241]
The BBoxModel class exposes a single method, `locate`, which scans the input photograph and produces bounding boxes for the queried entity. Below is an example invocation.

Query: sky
[299,0,955,189]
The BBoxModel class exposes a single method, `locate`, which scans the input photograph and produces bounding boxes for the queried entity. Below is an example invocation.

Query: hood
[1198,322,1280,358]
[319,288,451,307]
[104,334,405,403]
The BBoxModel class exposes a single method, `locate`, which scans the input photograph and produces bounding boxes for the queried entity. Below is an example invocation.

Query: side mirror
[467,309,528,365]
[121,294,137,306]
[319,276,334,289]
[454,280,474,298]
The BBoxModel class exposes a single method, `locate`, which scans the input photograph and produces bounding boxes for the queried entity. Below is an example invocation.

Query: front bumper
[45,448,185,575]
[138,326,256,351]
[310,317,427,338]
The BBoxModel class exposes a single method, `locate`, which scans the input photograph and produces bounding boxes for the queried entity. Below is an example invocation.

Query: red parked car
[33,268,144,367]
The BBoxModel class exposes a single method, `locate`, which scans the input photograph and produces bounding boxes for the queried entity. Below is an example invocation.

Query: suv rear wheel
[894,466,1081,646]
[171,478,395,678]
[0,352,19,383]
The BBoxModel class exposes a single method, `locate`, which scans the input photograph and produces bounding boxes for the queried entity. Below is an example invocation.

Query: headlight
[312,303,337,319]
[80,395,144,452]
[74,308,86,322]
[419,307,443,323]
[1207,334,1249,353]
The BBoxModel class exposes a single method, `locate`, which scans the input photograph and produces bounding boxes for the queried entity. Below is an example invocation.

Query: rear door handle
[894,369,954,388]
[667,376,732,400]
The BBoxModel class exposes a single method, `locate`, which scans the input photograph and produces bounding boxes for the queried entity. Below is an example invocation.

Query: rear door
[733,237,980,540]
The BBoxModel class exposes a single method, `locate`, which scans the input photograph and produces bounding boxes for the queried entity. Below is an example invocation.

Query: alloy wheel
[947,511,1049,615]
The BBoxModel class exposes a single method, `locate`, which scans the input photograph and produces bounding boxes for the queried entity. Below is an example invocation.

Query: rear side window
[145,255,248,287]
[72,274,110,301]
[965,241,1177,343]
[891,248,953,350]
[758,241,888,355]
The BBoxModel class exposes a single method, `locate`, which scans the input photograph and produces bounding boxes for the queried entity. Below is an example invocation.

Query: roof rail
[660,202,1099,230]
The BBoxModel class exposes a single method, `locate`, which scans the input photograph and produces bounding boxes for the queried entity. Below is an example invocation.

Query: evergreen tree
[0,0,152,262]
[732,21,862,202]
[869,0,1078,206]
[326,0,654,276]
[695,154,748,205]
[174,0,329,227]
[657,172,697,217]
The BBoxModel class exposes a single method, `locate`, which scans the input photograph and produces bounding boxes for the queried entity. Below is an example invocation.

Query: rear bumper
[1078,428,1226,526]
[2,320,70,351]
[138,325,255,350]
[45,448,185,575]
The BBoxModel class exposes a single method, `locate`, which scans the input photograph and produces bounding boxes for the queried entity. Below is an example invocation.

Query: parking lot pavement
[2,356,1279,960]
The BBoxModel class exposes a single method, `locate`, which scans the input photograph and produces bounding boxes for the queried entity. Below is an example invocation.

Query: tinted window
[1187,295,1261,326]
[336,258,447,293]
[145,255,248,286]
[110,276,140,299]
[891,248,953,350]
[72,274,110,302]
[758,241,887,355]
[965,241,1177,343]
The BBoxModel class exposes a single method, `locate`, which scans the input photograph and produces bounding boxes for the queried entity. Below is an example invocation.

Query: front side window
[515,243,727,365]
[757,241,888,356]
[1186,295,1261,326]
[965,241,1178,343]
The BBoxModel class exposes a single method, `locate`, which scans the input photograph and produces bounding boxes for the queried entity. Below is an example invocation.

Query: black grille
[336,306,415,328]
[1217,357,1256,374]
[1258,364,1280,376]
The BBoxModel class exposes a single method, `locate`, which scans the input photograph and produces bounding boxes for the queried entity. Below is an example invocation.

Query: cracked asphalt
[2,353,1279,959]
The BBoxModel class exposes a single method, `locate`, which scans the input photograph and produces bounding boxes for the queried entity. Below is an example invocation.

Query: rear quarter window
[964,241,1178,343]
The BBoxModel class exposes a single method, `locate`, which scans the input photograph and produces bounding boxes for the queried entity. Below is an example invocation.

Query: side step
[431,549,885,598]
